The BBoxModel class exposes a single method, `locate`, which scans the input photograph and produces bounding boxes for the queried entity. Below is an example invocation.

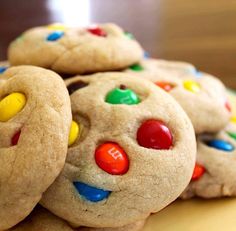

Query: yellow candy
[68,120,80,146]
[0,93,26,122]
[47,23,67,31]
[231,116,236,124]
[183,80,201,93]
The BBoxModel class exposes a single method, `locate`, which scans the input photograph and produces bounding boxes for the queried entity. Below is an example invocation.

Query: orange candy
[191,163,205,181]
[155,82,174,92]
[95,142,129,175]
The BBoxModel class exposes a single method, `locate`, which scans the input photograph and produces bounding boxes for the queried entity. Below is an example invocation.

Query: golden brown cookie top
[41,72,196,228]
[8,23,143,74]
[0,65,71,230]
[126,59,231,133]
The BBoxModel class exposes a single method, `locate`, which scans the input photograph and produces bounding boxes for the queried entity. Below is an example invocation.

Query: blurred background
[1,0,236,87]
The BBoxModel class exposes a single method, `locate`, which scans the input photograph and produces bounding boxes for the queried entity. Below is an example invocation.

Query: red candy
[95,142,129,175]
[225,100,231,112]
[11,130,21,146]
[137,119,173,149]
[191,163,205,181]
[155,82,174,92]
[87,26,107,37]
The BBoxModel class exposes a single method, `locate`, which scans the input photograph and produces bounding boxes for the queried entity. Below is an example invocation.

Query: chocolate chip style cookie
[8,23,143,75]
[40,72,196,229]
[0,66,71,229]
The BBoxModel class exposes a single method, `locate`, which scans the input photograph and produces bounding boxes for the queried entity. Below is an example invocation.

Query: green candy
[227,131,236,141]
[124,32,134,39]
[129,63,144,71]
[106,86,140,105]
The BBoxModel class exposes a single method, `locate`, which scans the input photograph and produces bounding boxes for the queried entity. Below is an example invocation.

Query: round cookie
[126,58,231,134]
[0,66,72,230]
[8,23,143,75]
[78,220,146,231]
[181,121,236,199]
[10,207,74,231]
[9,207,145,231]
[40,72,196,228]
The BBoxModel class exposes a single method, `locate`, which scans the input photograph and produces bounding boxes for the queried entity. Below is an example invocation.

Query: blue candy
[207,139,234,152]
[46,31,64,41]
[0,66,7,74]
[143,51,150,59]
[73,181,111,202]
[190,68,203,78]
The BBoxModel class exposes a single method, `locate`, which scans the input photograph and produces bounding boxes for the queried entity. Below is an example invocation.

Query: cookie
[78,220,146,231]
[10,207,74,231]
[40,72,196,228]
[126,59,231,133]
[8,23,143,75]
[0,61,10,85]
[9,206,145,231]
[181,121,236,199]
[0,66,72,230]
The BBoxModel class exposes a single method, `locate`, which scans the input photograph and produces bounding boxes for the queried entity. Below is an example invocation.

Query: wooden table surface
[1,0,236,88]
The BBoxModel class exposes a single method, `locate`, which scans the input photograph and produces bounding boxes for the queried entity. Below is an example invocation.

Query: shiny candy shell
[105,86,140,105]
[68,120,80,146]
[47,23,67,31]
[129,63,144,71]
[0,93,26,122]
[11,130,21,146]
[155,82,174,92]
[0,66,7,74]
[225,101,231,112]
[183,80,201,93]
[87,27,107,37]
[95,142,129,175]
[207,139,234,152]
[46,31,64,41]
[137,119,173,150]
[227,131,236,141]
[73,181,111,202]
[192,163,205,181]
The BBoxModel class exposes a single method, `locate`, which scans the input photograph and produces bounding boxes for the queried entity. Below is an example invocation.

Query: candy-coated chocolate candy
[0,66,7,74]
[95,142,129,175]
[47,23,66,31]
[137,119,173,150]
[190,68,203,78]
[231,116,236,124]
[68,120,80,146]
[0,93,26,122]
[46,31,64,41]
[227,131,236,141]
[183,80,200,93]
[11,130,21,146]
[191,163,205,181]
[124,31,134,39]
[143,51,150,59]
[105,85,140,105]
[87,27,106,37]
[155,82,174,92]
[73,181,111,202]
[225,101,231,112]
[67,81,88,95]
[207,139,234,152]
[129,63,144,71]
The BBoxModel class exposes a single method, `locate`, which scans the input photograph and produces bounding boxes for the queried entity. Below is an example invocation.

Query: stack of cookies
[0,22,233,231]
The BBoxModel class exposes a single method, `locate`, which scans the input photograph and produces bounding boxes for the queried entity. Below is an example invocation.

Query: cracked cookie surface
[40,72,196,228]
[8,23,143,75]
[0,66,71,230]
